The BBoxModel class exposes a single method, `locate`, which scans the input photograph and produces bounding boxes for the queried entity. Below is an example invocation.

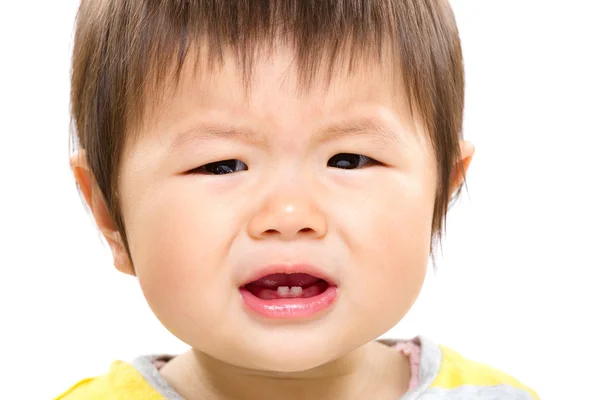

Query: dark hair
[70,0,466,268]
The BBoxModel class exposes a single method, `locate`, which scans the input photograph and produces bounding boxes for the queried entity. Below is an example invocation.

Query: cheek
[351,172,434,257]
[344,171,434,317]
[125,183,240,328]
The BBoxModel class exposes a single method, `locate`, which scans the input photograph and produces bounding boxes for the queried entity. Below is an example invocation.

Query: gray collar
[131,335,442,400]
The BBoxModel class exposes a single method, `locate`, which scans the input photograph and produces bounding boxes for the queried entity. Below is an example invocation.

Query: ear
[449,140,475,199]
[70,150,136,276]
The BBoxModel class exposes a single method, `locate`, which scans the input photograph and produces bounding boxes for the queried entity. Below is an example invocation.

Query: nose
[247,188,328,241]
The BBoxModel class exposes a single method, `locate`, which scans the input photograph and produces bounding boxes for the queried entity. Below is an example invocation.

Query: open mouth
[239,271,338,319]
[244,273,331,300]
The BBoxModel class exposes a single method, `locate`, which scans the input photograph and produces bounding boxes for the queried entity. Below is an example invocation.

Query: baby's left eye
[327,153,379,169]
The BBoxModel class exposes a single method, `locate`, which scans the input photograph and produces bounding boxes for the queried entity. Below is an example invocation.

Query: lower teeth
[277,286,303,297]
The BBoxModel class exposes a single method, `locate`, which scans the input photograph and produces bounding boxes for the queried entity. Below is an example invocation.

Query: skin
[71,45,474,400]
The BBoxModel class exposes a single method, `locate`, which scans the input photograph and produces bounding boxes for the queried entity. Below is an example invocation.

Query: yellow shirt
[55,336,539,399]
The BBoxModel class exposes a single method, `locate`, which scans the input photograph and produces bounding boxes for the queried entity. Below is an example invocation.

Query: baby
[57,0,538,399]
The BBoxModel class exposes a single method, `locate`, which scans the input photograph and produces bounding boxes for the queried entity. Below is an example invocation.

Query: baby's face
[117,46,437,371]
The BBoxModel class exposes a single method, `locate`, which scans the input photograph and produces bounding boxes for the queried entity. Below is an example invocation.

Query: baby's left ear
[449,140,475,198]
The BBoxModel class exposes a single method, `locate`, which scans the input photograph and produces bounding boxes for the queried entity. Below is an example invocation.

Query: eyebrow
[169,123,262,151]
[169,117,406,151]
[314,117,407,147]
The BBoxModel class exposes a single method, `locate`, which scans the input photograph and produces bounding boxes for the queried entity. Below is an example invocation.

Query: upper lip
[240,263,338,288]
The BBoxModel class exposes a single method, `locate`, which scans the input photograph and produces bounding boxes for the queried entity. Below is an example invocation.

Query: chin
[236,333,342,372]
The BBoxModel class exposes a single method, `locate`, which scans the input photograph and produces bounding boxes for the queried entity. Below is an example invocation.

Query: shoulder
[422,342,539,399]
[54,360,165,400]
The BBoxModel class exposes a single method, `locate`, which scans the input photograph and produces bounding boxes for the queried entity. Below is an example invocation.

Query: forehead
[133,44,414,145]
[124,42,423,164]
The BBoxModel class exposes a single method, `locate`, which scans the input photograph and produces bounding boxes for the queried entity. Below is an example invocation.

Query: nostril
[299,228,313,234]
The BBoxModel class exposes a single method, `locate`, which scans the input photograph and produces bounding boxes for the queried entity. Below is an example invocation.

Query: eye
[190,159,248,175]
[327,153,379,169]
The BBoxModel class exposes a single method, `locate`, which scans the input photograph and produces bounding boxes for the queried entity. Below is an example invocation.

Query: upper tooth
[290,286,302,295]
[277,286,290,295]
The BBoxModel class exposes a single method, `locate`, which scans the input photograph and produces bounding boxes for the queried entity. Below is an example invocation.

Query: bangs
[78,0,407,135]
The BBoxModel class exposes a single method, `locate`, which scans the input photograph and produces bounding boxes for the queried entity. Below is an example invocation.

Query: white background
[1,1,599,399]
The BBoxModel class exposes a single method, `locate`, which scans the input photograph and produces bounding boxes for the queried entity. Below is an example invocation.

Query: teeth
[276,286,303,297]
[277,286,290,295]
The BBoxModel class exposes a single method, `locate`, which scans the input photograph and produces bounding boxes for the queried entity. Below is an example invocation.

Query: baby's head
[70,0,473,372]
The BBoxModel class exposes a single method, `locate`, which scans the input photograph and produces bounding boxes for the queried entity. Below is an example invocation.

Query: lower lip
[240,285,338,319]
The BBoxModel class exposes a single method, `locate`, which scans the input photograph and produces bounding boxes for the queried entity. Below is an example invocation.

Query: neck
[160,340,410,400]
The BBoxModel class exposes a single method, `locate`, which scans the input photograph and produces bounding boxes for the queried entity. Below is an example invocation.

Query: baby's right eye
[189,159,248,175]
